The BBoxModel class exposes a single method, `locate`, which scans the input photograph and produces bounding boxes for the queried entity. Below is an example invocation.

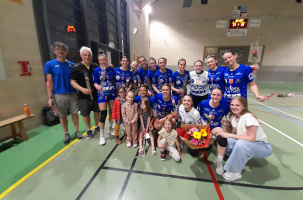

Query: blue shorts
[97,92,116,103]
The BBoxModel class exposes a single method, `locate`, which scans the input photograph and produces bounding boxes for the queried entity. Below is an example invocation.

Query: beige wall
[149,0,303,73]
[129,0,150,61]
[0,0,47,138]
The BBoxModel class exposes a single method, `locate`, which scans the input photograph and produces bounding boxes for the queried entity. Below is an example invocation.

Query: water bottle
[24,104,31,117]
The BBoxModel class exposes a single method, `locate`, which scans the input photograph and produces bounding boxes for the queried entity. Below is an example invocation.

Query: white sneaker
[133,144,138,148]
[215,161,224,176]
[223,171,242,181]
[99,135,106,145]
[127,143,131,147]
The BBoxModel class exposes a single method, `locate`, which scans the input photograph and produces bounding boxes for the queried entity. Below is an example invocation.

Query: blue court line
[262,106,303,126]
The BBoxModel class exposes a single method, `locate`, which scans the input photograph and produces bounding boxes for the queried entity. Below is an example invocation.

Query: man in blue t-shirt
[44,42,82,143]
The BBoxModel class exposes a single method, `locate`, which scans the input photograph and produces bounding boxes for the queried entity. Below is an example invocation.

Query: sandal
[152,148,157,156]
[139,148,144,154]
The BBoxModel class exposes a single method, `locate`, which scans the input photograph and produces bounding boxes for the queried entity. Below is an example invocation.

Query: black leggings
[191,94,208,108]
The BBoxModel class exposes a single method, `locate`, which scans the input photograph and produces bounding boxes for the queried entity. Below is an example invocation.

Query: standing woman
[145,57,159,97]
[152,57,173,94]
[206,55,226,98]
[153,84,178,130]
[218,96,272,181]
[197,87,230,174]
[114,56,133,92]
[190,60,209,108]
[170,58,191,105]
[93,54,116,145]
[223,51,265,103]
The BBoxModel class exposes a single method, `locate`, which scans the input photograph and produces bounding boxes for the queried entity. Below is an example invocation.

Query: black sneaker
[94,126,100,135]
[160,150,166,161]
[75,131,83,139]
[63,134,70,143]
[86,130,93,140]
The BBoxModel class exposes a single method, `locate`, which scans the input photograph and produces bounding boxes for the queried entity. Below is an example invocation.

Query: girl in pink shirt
[122,91,138,147]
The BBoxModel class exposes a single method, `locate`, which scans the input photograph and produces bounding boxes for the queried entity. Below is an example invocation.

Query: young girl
[157,118,184,161]
[112,86,127,144]
[138,97,156,155]
[122,91,139,147]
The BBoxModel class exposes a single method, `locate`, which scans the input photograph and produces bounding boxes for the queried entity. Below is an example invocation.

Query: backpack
[42,107,60,126]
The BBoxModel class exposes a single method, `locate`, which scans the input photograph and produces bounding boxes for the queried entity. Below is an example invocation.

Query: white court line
[261,120,303,148]
[248,98,303,121]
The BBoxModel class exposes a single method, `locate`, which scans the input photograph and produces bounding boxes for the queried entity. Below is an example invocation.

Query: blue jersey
[134,95,155,108]
[154,93,178,119]
[197,99,230,130]
[93,67,116,99]
[44,59,77,94]
[137,67,148,84]
[114,67,133,89]
[208,66,226,98]
[145,68,159,93]
[223,64,254,102]
[171,70,191,98]
[152,68,173,92]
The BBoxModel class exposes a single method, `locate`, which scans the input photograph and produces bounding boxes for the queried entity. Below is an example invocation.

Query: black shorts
[191,94,208,108]
[79,99,100,116]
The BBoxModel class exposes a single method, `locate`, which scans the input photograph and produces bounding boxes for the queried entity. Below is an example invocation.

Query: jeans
[224,138,273,173]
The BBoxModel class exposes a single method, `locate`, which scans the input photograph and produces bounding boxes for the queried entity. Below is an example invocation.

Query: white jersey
[190,71,209,96]
[179,104,202,125]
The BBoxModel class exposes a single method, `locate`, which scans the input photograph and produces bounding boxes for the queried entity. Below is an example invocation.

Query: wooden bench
[0,114,35,143]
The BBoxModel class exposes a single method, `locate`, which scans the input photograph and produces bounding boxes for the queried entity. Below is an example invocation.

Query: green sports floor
[1,82,303,200]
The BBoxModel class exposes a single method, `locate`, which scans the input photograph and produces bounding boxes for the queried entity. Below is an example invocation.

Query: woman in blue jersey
[153,84,178,131]
[223,51,265,103]
[197,87,230,175]
[130,61,140,96]
[206,55,226,98]
[114,56,133,92]
[170,58,191,105]
[152,57,173,94]
[190,60,209,108]
[93,54,116,145]
[145,57,159,97]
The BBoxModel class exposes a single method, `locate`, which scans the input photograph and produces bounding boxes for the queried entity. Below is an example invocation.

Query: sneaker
[160,150,166,161]
[94,127,100,135]
[223,171,242,181]
[75,131,83,139]
[133,144,138,148]
[86,130,93,140]
[215,161,224,176]
[107,128,115,136]
[99,135,106,145]
[127,143,131,148]
[63,134,70,143]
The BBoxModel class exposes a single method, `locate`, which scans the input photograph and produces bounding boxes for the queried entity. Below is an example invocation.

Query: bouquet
[178,124,210,149]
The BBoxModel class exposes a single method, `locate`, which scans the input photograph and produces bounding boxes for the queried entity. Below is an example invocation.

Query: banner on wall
[9,0,23,5]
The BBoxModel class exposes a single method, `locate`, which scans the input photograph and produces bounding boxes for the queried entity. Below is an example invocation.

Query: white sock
[100,129,104,136]
[217,155,223,163]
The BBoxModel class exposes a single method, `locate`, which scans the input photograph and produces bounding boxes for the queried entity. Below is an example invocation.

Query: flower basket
[177,124,210,149]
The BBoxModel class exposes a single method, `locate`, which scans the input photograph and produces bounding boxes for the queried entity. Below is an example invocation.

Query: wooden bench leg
[17,121,28,141]
[10,123,17,140]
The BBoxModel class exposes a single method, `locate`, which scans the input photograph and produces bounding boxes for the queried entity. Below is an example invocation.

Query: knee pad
[99,110,107,123]
[216,135,227,147]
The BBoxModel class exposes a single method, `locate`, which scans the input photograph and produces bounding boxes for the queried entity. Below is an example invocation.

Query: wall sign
[229,18,248,29]
[65,26,76,33]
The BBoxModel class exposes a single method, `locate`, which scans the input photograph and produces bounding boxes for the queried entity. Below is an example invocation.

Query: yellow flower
[201,129,207,137]
[193,131,202,139]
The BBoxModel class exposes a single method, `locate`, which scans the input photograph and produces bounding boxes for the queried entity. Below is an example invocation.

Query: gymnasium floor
[0,83,303,200]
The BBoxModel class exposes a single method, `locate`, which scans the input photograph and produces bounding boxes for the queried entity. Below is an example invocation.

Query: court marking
[261,120,303,148]
[248,98,303,121]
